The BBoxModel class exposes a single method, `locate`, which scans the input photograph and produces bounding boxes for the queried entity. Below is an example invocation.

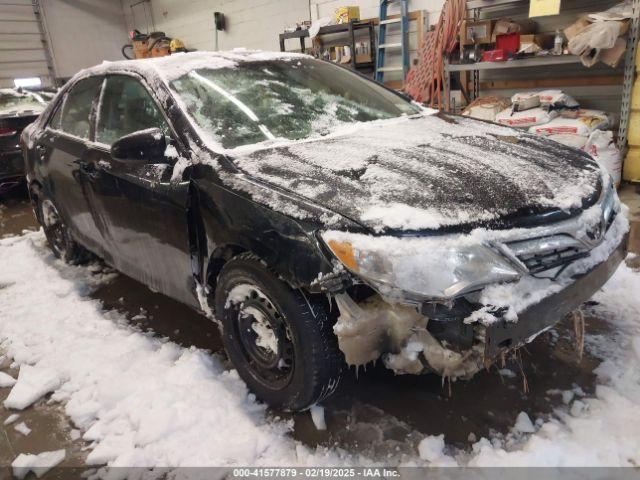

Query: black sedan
[22,51,627,410]
[1,88,51,193]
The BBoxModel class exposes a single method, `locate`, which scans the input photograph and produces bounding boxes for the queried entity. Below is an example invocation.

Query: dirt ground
[1,184,640,472]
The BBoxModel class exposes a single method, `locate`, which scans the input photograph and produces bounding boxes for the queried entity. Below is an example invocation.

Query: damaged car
[22,51,628,410]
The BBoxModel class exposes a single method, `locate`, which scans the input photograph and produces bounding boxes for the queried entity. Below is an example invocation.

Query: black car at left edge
[1,88,52,193]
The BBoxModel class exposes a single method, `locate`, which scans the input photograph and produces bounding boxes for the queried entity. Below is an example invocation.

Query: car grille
[505,234,591,275]
[503,180,618,277]
[509,239,590,274]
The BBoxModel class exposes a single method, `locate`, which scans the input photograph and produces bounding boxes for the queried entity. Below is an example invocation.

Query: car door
[36,76,106,254]
[83,74,197,307]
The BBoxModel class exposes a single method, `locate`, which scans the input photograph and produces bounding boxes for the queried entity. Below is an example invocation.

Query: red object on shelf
[496,32,520,56]
[481,49,505,62]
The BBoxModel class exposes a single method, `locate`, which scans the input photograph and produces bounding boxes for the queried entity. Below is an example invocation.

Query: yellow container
[624,146,640,182]
[632,78,640,110]
[628,109,640,146]
[334,6,360,24]
[624,62,640,181]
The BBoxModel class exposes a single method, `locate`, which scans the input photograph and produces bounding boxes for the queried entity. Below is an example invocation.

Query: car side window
[48,98,64,130]
[58,77,103,139]
[96,75,168,146]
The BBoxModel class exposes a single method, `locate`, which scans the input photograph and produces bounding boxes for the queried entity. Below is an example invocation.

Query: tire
[215,253,343,411]
[37,196,89,264]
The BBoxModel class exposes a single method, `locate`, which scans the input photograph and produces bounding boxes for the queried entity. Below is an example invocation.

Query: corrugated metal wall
[0,0,54,88]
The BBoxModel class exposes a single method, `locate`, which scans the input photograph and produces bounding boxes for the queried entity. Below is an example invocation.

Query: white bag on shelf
[529,109,609,136]
[568,21,620,55]
[585,130,622,185]
[547,133,589,149]
[495,107,558,127]
[462,96,511,122]
[511,91,541,111]
[511,90,579,109]
[537,90,579,108]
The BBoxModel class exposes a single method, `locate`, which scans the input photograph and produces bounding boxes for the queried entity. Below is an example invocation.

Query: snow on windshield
[169,59,419,149]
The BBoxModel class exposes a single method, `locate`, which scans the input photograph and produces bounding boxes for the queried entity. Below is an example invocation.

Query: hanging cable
[404,0,465,109]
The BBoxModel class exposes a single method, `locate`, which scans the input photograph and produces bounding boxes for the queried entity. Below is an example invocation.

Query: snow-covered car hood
[0,88,47,119]
[0,107,43,119]
[230,113,603,233]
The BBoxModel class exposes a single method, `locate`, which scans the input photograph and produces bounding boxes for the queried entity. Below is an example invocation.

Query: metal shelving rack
[618,0,640,154]
[278,21,376,72]
[444,0,640,152]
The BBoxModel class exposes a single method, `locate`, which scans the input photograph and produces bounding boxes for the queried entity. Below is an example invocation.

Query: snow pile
[12,449,66,479]
[0,232,351,468]
[467,261,640,466]
[0,370,16,387]
[14,421,31,436]
[4,413,19,425]
[4,365,61,410]
[513,412,536,433]
[417,434,456,465]
[310,404,326,431]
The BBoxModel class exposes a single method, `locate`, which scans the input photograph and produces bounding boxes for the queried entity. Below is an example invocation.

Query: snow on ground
[1,230,640,469]
[0,232,355,469]
[12,449,66,479]
[0,370,16,387]
[462,263,640,467]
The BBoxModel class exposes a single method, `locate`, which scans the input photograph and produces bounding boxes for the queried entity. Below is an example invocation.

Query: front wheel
[215,254,343,411]
[37,196,88,264]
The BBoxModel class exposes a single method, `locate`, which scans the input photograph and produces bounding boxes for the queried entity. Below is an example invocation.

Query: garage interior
[2,0,640,475]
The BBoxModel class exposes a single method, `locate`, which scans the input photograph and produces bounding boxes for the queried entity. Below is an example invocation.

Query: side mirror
[110,128,166,163]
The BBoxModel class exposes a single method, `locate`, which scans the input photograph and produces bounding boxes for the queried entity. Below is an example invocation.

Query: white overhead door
[0,0,54,88]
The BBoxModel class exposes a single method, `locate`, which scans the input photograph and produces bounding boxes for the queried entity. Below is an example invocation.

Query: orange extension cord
[404,0,466,110]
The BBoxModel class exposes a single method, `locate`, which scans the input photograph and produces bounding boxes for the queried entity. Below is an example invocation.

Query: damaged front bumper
[484,235,628,358]
[484,232,627,358]
[331,201,629,379]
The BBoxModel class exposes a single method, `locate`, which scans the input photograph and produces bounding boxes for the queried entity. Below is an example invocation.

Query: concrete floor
[1,184,639,473]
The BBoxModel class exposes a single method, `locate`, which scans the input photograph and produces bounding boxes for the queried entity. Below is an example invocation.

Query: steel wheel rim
[227,284,295,390]
[41,200,68,257]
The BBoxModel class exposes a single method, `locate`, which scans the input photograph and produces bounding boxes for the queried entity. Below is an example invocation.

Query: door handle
[76,160,99,180]
[36,145,46,159]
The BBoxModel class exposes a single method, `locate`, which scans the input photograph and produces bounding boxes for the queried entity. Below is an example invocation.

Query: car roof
[72,49,311,85]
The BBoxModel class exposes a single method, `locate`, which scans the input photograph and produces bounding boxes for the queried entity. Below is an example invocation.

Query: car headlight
[321,231,521,300]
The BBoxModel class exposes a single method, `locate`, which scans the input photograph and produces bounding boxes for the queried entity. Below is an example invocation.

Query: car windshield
[0,90,46,115]
[170,59,420,149]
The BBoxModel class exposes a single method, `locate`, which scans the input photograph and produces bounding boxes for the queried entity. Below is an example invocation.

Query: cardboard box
[334,6,360,24]
[491,19,520,42]
[618,19,630,37]
[132,39,150,59]
[564,17,591,41]
[519,33,543,53]
[461,19,493,45]
[355,53,372,63]
[600,36,627,68]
